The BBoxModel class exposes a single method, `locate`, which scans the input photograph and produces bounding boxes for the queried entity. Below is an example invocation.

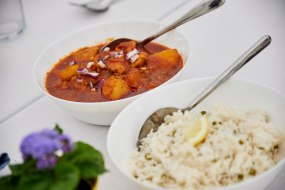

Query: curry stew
[45,40,183,102]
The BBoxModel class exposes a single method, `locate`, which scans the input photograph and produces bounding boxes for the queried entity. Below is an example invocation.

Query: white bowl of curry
[33,20,190,125]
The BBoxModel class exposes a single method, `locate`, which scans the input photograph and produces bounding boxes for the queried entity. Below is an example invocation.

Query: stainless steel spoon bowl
[69,0,113,12]
[85,0,113,12]
[137,35,272,148]
[101,0,225,50]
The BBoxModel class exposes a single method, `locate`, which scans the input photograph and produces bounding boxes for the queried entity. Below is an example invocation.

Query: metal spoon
[85,0,113,12]
[101,0,225,50]
[137,35,272,148]
[68,0,100,6]
[69,0,113,12]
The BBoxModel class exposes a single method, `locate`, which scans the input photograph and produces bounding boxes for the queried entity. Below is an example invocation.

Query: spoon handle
[183,35,272,112]
[140,0,225,46]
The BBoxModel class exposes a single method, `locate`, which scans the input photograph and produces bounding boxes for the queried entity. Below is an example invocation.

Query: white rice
[128,105,284,190]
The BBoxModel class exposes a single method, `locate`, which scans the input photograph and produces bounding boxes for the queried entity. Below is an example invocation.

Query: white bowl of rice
[107,78,285,190]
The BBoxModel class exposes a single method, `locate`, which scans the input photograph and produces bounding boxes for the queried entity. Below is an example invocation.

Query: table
[0,0,284,189]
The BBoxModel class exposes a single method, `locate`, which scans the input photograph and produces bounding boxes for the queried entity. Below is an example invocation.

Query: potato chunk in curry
[147,49,181,69]
[125,68,140,88]
[58,65,79,81]
[102,76,131,100]
[131,52,148,68]
[107,59,126,74]
[71,46,99,62]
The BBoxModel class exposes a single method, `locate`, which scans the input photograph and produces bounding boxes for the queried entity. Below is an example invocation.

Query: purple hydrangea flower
[20,129,73,170]
[37,154,57,170]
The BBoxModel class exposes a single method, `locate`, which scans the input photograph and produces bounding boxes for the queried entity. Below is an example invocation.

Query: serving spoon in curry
[102,0,225,50]
[137,35,272,148]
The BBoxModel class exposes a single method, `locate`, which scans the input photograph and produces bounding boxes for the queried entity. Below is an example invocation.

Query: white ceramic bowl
[33,20,190,125]
[107,78,285,190]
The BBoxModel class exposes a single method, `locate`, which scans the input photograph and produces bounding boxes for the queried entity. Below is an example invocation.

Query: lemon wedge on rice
[185,116,209,146]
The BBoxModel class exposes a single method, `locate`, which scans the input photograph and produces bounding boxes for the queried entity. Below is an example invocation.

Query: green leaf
[54,124,63,134]
[62,142,107,178]
[18,163,80,190]
[0,175,19,190]
[49,162,80,190]
[10,159,37,176]
[9,164,25,175]
[72,154,105,178]
[18,170,53,190]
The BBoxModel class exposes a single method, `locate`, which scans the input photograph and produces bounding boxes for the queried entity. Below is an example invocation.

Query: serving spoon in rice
[101,0,225,51]
[137,35,272,148]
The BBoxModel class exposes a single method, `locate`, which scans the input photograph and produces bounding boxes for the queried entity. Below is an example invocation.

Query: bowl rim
[32,19,191,106]
[107,77,285,190]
